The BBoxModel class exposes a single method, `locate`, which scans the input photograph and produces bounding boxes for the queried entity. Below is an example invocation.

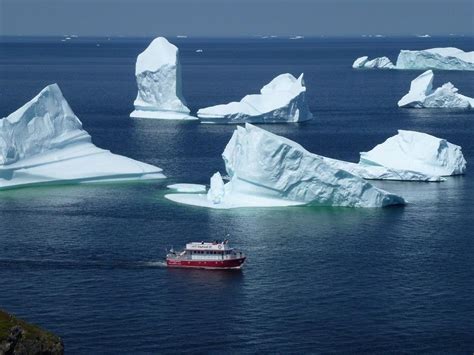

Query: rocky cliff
[0,310,63,355]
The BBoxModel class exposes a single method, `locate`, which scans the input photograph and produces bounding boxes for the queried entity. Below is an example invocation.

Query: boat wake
[139,260,168,268]
[0,257,168,270]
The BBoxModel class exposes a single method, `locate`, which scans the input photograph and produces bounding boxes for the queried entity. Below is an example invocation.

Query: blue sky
[1,0,473,36]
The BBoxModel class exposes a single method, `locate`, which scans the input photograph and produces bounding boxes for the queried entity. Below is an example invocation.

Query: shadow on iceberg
[0,84,165,190]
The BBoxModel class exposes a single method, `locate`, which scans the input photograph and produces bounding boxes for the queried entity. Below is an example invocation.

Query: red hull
[166,257,246,270]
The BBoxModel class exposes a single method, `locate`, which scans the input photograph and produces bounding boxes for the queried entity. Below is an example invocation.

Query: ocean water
[0,36,473,353]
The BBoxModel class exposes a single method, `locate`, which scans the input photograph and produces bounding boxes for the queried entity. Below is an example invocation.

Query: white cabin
[186,242,235,261]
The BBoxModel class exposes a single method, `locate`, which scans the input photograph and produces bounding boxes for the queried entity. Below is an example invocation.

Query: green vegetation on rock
[0,309,63,355]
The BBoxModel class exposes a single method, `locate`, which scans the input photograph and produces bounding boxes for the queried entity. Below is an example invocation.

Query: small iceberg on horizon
[130,37,196,120]
[353,47,474,71]
[197,73,313,124]
[1,84,165,190]
[396,47,474,71]
[398,70,474,109]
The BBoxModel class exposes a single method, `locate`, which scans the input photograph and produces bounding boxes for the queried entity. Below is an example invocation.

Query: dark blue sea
[1,36,473,353]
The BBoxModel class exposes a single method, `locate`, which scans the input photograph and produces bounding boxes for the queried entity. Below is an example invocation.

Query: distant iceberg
[396,47,474,71]
[353,47,474,71]
[166,124,405,209]
[398,70,474,109]
[197,73,312,124]
[130,37,196,120]
[1,84,165,190]
[352,56,395,69]
[359,130,466,177]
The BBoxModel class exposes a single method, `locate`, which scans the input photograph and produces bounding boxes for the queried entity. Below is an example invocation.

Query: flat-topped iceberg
[1,84,165,190]
[396,47,474,71]
[352,56,395,69]
[130,37,196,120]
[197,73,312,124]
[359,130,466,177]
[398,70,474,109]
[166,124,405,209]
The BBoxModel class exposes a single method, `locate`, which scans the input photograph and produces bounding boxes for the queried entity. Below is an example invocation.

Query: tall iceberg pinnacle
[1,84,165,190]
[197,73,312,124]
[166,124,405,209]
[130,37,196,120]
[398,70,474,109]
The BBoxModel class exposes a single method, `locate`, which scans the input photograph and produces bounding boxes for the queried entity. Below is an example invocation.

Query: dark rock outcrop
[0,310,63,355]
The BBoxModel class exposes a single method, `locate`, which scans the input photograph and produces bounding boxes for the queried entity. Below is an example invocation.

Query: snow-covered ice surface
[166,124,405,209]
[130,37,196,120]
[352,56,395,69]
[396,47,474,71]
[398,70,474,109]
[0,84,165,190]
[197,73,312,124]
[167,183,206,193]
[322,157,443,182]
[359,130,467,177]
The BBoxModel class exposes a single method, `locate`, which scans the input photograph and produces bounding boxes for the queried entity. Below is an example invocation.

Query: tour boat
[166,240,246,270]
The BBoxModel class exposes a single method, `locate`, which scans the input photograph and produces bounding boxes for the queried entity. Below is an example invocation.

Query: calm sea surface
[0,36,473,353]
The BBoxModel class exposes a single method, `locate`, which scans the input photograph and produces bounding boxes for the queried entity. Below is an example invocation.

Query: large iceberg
[130,37,196,120]
[197,73,312,124]
[359,130,466,177]
[165,124,405,209]
[396,47,474,71]
[352,56,395,69]
[398,70,474,109]
[0,84,165,190]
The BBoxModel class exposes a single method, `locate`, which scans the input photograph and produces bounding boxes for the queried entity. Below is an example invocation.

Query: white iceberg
[0,84,165,190]
[396,47,474,71]
[207,172,225,204]
[165,124,405,209]
[352,56,395,69]
[398,70,474,109]
[197,73,312,124]
[321,157,443,182]
[359,130,466,177]
[167,183,206,193]
[130,37,196,120]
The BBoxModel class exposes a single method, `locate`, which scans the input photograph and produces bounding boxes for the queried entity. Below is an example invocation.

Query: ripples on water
[0,36,473,353]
